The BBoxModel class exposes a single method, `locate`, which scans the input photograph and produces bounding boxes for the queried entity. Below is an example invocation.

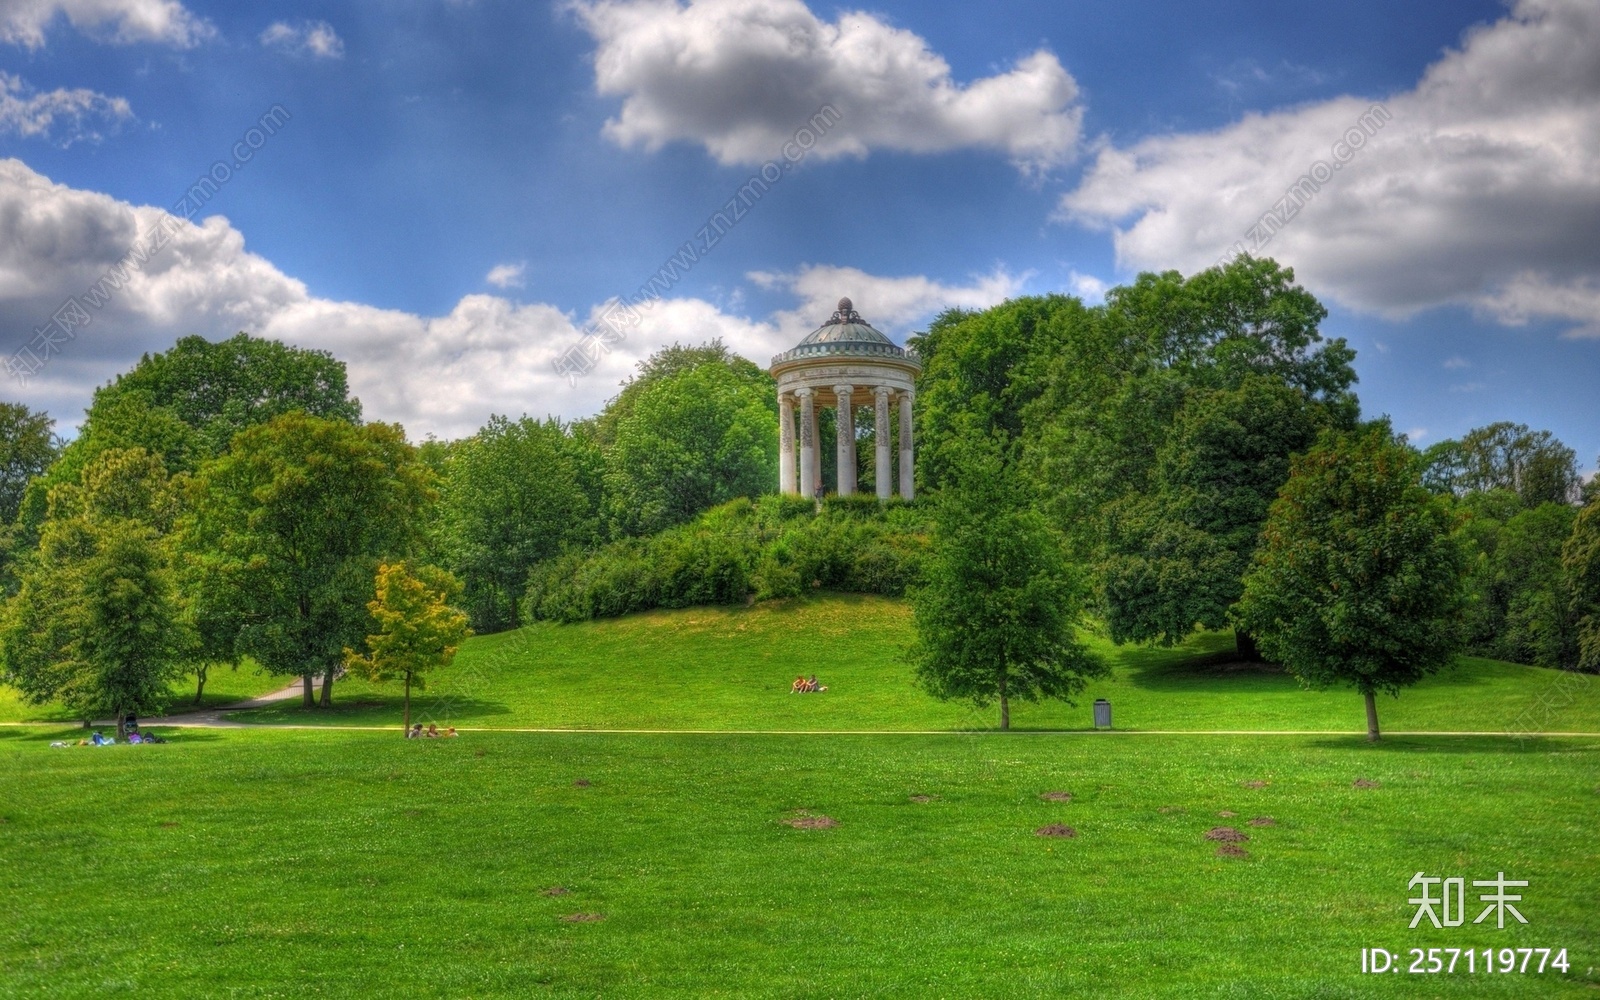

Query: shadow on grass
[1306,734,1600,755]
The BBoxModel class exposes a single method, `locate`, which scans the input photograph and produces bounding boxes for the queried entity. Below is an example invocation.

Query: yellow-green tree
[344,561,471,733]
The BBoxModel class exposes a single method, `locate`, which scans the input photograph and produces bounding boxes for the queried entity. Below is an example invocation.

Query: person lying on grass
[426,723,440,738]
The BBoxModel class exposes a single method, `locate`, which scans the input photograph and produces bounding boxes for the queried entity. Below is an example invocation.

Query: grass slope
[0,661,287,724]
[1,725,1594,997]
[229,594,1598,735]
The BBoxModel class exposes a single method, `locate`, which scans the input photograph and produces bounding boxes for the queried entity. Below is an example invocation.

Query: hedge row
[523,495,927,622]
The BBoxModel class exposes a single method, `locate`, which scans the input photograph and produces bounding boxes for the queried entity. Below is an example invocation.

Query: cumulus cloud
[749,262,1027,353]
[1066,269,1108,303]
[1059,0,1600,338]
[484,262,526,289]
[0,0,212,48]
[571,0,1082,173]
[260,20,344,59]
[0,159,1006,439]
[0,72,133,144]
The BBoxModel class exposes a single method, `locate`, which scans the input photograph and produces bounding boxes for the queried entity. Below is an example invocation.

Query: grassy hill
[222,594,1598,734]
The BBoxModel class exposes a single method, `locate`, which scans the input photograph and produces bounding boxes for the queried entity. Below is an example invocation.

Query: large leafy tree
[184,414,432,707]
[1099,375,1326,653]
[15,334,360,542]
[344,561,471,733]
[605,361,777,538]
[437,415,595,631]
[907,422,1105,730]
[95,332,361,455]
[1422,422,1582,508]
[1566,496,1600,672]
[1234,425,1468,740]
[0,448,191,730]
[0,401,57,526]
[1456,497,1581,668]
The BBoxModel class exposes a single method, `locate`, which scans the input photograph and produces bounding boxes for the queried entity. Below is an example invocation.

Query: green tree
[344,561,471,733]
[605,362,777,537]
[437,416,594,631]
[907,423,1105,730]
[1026,257,1357,564]
[1099,375,1326,654]
[0,401,57,525]
[1566,497,1600,672]
[1234,425,1468,740]
[95,332,361,455]
[0,449,190,731]
[184,414,433,707]
[1421,423,1581,508]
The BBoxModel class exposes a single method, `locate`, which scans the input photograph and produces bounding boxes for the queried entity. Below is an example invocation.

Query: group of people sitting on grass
[51,728,167,748]
[790,675,828,693]
[406,723,458,739]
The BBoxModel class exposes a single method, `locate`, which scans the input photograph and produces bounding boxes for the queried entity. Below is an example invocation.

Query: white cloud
[0,72,133,144]
[1066,269,1108,303]
[485,262,526,289]
[1442,355,1470,369]
[749,262,1027,355]
[260,20,344,59]
[571,0,1082,173]
[1,0,212,48]
[1060,0,1600,337]
[1405,427,1429,443]
[0,159,1005,440]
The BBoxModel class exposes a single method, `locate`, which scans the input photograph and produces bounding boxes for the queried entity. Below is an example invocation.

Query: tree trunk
[1235,629,1261,662]
[194,665,208,705]
[319,663,335,707]
[114,704,126,739]
[999,674,1010,731]
[1364,690,1380,742]
[403,672,411,735]
[302,673,314,708]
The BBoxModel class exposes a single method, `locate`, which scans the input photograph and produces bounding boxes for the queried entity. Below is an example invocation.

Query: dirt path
[89,682,308,729]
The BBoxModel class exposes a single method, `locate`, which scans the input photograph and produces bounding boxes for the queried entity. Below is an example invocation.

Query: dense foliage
[906,420,1104,730]
[1233,425,1470,738]
[524,495,925,623]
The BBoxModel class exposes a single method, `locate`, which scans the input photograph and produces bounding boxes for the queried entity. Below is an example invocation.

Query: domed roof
[771,297,921,368]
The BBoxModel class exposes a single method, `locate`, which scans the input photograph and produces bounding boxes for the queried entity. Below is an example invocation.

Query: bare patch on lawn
[1352,778,1381,789]
[1215,843,1250,858]
[1240,780,1269,789]
[783,810,838,829]
[542,887,571,897]
[1248,816,1275,827]
[1035,824,1077,838]
[1217,810,1236,818]
[909,794,939,803]
[1039,791,1073,803]
[561,913,604,923]
[1205,827,1249,843]
[572,779,592,788]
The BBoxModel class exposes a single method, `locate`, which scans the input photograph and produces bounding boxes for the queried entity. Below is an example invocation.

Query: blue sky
[0,0,1594,475]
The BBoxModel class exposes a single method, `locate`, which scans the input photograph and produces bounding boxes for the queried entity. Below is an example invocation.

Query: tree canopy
[183,414,432,706]
[907,420,1104,730]
[1234,425,1469,739]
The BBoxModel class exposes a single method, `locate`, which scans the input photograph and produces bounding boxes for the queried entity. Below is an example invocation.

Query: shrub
[522,497,928,622]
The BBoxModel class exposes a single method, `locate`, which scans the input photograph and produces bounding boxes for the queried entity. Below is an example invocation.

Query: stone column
[874,387,892,500]
[898,390,915,500]
[807,396,822,495]
[797,388,816,500]
[778,391,796,495]
[833,384,855,496]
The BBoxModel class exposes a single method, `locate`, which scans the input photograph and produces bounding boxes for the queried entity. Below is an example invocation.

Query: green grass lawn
[1,724,1594,997]
[225,594,1599,735]
[0,660,287,724]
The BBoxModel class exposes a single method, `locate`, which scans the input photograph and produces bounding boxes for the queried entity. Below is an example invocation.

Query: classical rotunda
[770,297,920,499]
